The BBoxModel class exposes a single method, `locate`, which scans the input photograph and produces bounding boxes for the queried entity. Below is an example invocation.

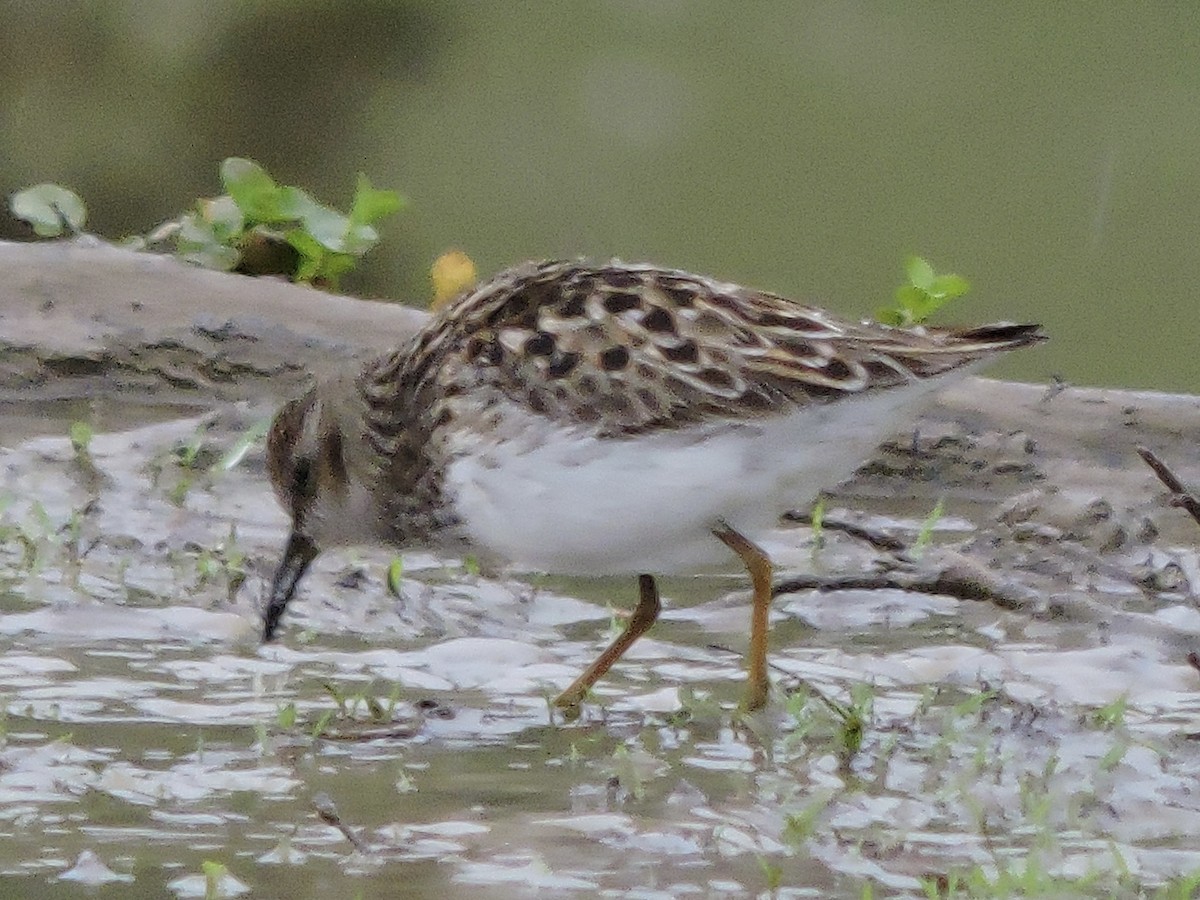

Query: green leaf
[176,212,240,271]
[929,273,970,299]
[275,185,321,221]
[879,257,972,326]
[11,183,87,237]
[911,497,945,559]
[342,222,380,256]
[892,286,909,310]
[386,557,404,597]
[296,200,352,252]
[321,681,348,710]
[365,695,386,721]
[809,495,825,548]
[221,157,287,222]
[198,195,245,241]
[285,229,326,282]
[904,256,935,291]
[1098,739,1128,771]
[350,173,404,227]
[874,306,905,327]
[1092,694,1128,729]
[201,860,228,900]
[68,421,93,454]
[310,709,334,739]
[907,289,940,320]
[893,284,927,317]
[316,252,357,281]
[276,702,297,729]
[287,227,357,285]
[276,185,368,256]
[212,160,403,283]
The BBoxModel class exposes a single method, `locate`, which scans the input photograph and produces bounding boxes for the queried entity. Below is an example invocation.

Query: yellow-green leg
[554,574,661,712]
[712,521,773,711]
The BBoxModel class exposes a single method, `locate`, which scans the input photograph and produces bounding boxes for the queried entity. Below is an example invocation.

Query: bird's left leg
[712,521,773,711]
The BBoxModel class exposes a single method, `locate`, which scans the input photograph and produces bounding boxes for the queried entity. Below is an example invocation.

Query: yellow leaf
[430,250,477,311]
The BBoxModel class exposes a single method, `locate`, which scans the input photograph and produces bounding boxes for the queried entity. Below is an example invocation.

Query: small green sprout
[272,682,410,741]
[788,681,874,762]
[910,496,946,559]
[1159,869,1200,900]
[276,702,297,730]
[1098,738,1128,771]
[386,557,404,597]
[364,694,387,722]
[201,860,228,900]
[67,421,102,486]
[168,478,193,507]
[782,795,832,846]
[1091,693,1128,729]
[309,709,335,739]
[838,681,874,757]
[199,157,405,286]
[173,430,207,469]
[950,686,996,719]
[321,681,350,715]
[809,494,826,549]
[68,421,93,456]
[756,855,783,894]
[878,256,971,327]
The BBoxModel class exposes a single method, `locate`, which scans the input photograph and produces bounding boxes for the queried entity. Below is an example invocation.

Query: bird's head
[262,382,377,641]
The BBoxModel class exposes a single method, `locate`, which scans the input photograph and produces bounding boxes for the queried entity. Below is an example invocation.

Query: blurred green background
[2,2,1197,390]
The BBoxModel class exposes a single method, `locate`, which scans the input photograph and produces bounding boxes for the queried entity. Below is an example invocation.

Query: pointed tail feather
[951,322,1047,350]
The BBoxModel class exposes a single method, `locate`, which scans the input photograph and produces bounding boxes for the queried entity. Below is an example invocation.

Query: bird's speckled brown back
[364,260,1042,441]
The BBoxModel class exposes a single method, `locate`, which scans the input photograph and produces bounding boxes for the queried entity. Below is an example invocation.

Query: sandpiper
[262,260,1043,711]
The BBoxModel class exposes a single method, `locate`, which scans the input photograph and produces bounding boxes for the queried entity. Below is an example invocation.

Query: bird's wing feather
[402,260,1041,437]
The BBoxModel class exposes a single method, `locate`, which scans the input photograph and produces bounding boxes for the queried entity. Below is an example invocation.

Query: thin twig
[1137,445,1189,493]
[783,510,908,553]
[772,554,1036,611]
[312,792,370,854]
[1137,449,1200,680]
[1137,445,1200,530]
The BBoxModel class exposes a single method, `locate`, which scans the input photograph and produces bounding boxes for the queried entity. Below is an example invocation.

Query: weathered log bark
[0,237,426,402]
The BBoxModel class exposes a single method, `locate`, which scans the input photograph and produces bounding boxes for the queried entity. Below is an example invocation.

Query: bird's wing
[408,260,1043,437]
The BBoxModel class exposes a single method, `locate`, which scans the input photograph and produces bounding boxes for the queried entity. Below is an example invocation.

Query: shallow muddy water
[3,402,1200,898]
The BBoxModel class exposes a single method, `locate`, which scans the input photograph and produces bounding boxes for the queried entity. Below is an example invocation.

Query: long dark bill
[263,531,320,642]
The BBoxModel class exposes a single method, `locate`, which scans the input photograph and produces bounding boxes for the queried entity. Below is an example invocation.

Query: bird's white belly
[443,376,957,575]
